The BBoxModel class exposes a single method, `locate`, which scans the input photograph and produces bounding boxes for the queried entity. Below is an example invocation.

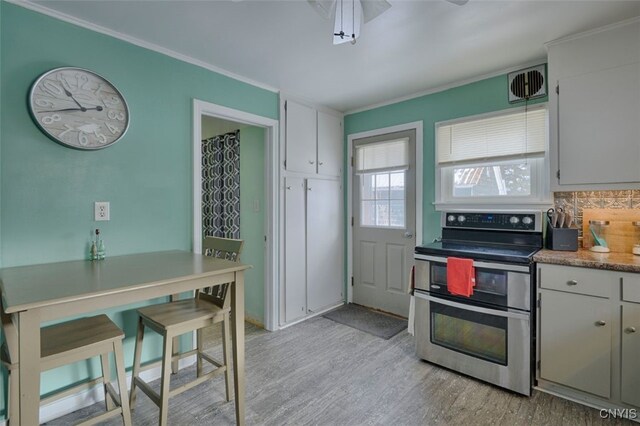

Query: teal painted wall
[0,3,277,415]
[344,73,548,246]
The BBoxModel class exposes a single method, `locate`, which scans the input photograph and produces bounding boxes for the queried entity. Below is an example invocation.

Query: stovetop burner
[415,211,544,264]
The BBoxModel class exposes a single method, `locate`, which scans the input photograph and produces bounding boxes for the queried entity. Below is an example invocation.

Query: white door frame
[346,121,424,303]
[192,98,279,331]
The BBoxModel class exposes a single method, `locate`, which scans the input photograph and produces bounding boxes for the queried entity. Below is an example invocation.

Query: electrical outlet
[95,202,110,221]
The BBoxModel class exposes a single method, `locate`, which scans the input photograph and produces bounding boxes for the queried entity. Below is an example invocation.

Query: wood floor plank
[46,317,634,426]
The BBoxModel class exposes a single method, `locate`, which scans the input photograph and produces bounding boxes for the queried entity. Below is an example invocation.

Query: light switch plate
[95,202,110,221]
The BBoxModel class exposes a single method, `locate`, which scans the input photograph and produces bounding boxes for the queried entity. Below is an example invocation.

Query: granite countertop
[534,249,640,273]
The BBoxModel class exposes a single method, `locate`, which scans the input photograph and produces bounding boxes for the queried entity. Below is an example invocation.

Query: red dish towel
[447,257,476,297]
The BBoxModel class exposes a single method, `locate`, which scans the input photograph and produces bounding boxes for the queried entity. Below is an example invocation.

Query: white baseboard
[4,355,197,424]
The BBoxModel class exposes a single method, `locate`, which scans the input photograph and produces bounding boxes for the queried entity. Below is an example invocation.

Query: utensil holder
[545,219,578,251]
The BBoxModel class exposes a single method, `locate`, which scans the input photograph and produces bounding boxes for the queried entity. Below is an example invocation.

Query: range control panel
[443,212,539,231]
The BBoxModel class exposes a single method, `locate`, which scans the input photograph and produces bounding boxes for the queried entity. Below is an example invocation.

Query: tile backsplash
[553,190,640,240]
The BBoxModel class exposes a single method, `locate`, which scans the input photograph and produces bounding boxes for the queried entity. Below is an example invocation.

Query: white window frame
[359,169,407,230]
[434,104,552,211]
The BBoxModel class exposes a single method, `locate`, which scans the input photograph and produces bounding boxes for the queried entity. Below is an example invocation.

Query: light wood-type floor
[46,316,632,425]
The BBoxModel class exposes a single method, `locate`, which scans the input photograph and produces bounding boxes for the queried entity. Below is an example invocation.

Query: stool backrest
[199,236,244,308]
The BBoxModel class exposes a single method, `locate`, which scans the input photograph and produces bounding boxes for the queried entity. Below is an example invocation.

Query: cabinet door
[540,290,611,398]
[622,303,640,407]
[285,100,317,174]
[558,62,640,185]
[317,111,342,177]
[284,177,307,322]
[306,178,343,312]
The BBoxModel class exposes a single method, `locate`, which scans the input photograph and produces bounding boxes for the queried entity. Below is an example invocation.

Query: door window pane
[360,170,406,228]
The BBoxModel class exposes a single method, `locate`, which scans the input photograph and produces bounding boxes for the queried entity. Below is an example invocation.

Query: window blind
[437,107,547,165]
[355,138,409,173]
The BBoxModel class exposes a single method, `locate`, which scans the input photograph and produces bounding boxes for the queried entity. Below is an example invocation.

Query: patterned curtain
[202,130,241,239]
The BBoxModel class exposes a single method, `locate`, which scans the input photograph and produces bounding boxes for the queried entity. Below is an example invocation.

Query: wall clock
[28,67,130,150]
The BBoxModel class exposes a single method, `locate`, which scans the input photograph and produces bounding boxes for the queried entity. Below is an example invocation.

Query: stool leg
[171,335,179,374]
[196,328,204,378]
[130,317,145,409]
[100,352,115,411]
[8,367,20,426]
[222,316,233,402]
[113,339,133,426]
[159,332,173,426]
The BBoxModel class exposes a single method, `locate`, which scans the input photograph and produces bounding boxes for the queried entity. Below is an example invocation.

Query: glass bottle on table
[96,228,106,260]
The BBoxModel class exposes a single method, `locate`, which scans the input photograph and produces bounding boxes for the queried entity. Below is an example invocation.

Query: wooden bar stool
[1,313,132,425]
[129,236,243,425]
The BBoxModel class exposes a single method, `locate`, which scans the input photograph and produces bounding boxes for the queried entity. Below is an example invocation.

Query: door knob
[626,326,637,333]
[595,320,606,327]
[404,231,414,238]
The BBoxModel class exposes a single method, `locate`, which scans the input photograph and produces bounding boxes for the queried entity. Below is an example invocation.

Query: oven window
[431,263,507,296]
[430,301,508,365]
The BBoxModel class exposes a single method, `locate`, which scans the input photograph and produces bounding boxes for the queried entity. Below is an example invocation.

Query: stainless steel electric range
[414,211,543,396]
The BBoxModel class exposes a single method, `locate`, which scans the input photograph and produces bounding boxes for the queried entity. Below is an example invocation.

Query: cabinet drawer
[539,264,613,298]
[622,273,640,303]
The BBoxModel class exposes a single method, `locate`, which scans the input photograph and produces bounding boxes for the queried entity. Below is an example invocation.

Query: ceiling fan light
[333,0,362,45]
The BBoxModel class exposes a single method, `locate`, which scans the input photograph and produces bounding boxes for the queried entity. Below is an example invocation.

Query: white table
[0,250,249,425]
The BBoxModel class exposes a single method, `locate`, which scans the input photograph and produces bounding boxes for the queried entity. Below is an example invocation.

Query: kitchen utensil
[557,211,565,228]
[546,208,563,228]
[565,212,573,228]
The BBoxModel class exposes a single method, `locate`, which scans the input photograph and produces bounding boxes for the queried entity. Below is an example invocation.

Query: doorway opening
[192,99,279,331]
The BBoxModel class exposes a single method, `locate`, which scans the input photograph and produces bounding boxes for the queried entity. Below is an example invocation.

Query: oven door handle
[414,254,530,273]
[414,291,530,321]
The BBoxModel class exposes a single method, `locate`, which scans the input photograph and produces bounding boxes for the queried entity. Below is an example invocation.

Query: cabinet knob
[286,186,291,190]
[309,160,315,164]
[567,280,578,286]
[319,161,324,165]
[308,187,312,191]
[595,320,606,327]
[626,326,637,333]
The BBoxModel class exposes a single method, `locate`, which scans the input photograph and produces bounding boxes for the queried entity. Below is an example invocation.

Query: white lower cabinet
[284,177,307,323]
[537,263,640,412]
[540,290,611,398]
[283,177,343,324]
[621,303,640,407]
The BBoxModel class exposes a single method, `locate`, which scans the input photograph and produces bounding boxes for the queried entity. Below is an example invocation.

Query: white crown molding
[344,57,547,115]
[7,0,279,94]
[545,15,640,48]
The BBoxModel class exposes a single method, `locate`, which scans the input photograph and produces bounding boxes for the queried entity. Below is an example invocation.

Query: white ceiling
[28,0,640,112]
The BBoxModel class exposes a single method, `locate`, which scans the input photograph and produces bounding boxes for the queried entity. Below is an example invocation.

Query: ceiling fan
[308,0,469,45]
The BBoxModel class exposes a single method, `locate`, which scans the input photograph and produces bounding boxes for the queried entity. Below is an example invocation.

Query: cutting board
[582,209,640,253]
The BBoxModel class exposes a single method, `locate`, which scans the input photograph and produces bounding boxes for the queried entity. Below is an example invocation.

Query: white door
[352,130,416,317]
[307,178,343,312]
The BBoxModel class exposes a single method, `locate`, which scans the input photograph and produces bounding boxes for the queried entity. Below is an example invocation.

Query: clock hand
[41,106,104,113]
[63,87,86,111]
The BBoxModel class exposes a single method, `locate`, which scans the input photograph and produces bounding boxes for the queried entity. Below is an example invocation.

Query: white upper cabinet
[548,18,640,190]
[317,111,343,177]
[285,100,317,174]
[284,99,343,177]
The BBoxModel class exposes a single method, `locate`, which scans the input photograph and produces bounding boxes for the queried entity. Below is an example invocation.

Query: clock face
[29,67,130,150]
